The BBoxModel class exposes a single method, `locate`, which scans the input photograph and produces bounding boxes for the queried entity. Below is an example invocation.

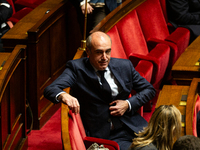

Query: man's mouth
[99,61,107,64]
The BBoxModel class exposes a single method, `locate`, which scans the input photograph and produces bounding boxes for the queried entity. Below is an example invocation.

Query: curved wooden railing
[186,78,200,136]
[156,77,200,136]
[91,0,146,33]
[61,49,86,150]
[0,45,27,150]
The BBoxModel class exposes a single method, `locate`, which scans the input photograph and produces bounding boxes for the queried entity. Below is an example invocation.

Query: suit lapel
[108,61,125,90]
[85,59,101,89]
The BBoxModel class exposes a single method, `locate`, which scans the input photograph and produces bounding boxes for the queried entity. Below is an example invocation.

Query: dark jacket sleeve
[43,60,77,103]
[167,0,200,25]
[126,60,156,115]
[0,0,13,24]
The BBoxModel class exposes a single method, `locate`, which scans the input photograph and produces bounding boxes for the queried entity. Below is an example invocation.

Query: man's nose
[102,52,107,59]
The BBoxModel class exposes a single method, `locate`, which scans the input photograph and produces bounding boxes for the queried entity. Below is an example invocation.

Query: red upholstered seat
[108,24,153,85]
[109,9,170,89]
[108,24,154,113]
[68,110,120,150]
[193,94,200,137]
[14,0,46,9]
[135,0,190,80]
[7,0,33,24]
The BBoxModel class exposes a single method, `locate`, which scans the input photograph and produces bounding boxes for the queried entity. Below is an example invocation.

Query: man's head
[173,135,200,150]
[86,31,112,71]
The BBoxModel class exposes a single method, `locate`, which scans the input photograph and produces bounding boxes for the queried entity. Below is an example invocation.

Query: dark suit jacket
[44,57,156,139]
[0,0,13,24]
[167,0,200,41]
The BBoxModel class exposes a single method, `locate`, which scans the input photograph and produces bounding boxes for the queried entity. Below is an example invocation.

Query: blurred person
[128,105,182,150]
[167,0,200,42]
[79,0,122,35]
[0,0,13,52]
[172,135,200,150]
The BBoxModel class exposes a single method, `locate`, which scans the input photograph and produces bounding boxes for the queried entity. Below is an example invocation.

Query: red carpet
[28,108,62,150]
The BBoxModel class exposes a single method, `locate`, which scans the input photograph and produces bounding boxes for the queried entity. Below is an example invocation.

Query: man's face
[87,33,111,71]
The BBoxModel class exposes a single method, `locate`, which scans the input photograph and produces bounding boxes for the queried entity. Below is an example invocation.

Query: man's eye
[106,50,111,54]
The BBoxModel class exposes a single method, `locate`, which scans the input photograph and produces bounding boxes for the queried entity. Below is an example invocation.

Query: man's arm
[44,65,80,114]
[58,92,80,114]
[109,59,156,117]
[44,60,78,103]
[78,0,94,14]
[167,0,200,25]
[126,60,156,115]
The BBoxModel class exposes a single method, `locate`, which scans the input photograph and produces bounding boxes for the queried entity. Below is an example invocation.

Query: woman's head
[132,105,182,150]
[149,105,182,147]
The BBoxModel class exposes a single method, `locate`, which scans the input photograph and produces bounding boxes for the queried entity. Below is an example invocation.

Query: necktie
[98,70,112,99]
[98,70,122,130]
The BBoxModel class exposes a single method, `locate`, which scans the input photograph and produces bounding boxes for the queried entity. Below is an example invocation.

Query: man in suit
[44,31,156,150]
[167,0,200,42]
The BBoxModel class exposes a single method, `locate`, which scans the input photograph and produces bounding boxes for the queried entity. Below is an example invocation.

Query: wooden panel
[156,78,200,136]
[1,0,65,51]
[2,0,82,130]
[172,50,200,85]
[0,45,27,150]
[172,35,200,85]
[27,0,82,129]
[186,35,200,51]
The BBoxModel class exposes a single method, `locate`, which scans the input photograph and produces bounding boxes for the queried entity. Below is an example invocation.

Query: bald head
[86,31,112,51]
[86,31,112,71]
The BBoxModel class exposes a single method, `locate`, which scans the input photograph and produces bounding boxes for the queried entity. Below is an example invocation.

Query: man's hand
[58,93,80,114]
[81,3,94,14]
[109,100,129,116]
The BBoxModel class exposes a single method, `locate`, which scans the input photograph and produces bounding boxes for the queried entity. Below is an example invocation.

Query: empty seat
[109,9,170,89]
[14,0,46,9]
[68,110,120,150]
[108,24,153,84]
[7,0,33,24]
[136,0,190,80]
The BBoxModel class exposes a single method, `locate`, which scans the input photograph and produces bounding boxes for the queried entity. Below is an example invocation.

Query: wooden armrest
[61,88,72,150]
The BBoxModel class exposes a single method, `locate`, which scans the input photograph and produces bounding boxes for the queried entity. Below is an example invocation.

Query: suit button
[108,118,111,122]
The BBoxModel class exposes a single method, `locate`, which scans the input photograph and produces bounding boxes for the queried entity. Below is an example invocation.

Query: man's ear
[86,48,89,56]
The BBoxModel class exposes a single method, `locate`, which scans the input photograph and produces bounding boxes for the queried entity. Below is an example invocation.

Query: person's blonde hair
[131,105,182,150]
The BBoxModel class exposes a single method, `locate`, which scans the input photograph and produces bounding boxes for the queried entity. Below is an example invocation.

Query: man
[78,0,122,35]
[44,31,156,150]
[0,0,13,52]
[166,0,200,42]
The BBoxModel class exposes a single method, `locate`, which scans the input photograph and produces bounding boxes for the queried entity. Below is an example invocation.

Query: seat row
[6,0,46,24]
[107,0,190,90]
